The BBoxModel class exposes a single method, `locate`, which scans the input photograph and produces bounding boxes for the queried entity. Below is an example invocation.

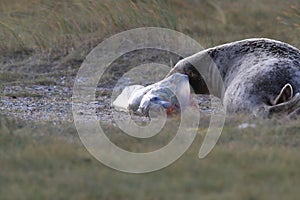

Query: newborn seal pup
[128,73,192,116]
[166,38,300,118]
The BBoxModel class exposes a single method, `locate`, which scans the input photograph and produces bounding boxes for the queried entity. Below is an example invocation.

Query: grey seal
[166,38,300,118]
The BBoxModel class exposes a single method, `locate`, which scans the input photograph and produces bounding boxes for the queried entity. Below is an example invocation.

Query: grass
[1,0,300,199]
[1,116,300,200]
[0,0,300,60]
[0,0,178,58]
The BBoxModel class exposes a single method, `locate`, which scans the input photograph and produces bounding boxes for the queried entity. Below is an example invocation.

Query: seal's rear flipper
[274,83,293,105]
[287,107,300,119]
[254,84,300,118]
[266,93,300,118]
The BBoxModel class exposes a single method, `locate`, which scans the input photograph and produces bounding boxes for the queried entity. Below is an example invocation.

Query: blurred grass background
[0,0,300,60]
[1,0,300,199]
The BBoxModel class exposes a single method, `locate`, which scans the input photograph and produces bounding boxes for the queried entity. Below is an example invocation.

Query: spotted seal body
[166,38,300,118]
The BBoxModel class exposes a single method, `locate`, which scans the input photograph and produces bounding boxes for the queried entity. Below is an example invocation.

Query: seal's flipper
[274,83,293,105]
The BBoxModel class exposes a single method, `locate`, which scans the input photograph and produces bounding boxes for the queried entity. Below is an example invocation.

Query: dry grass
[1,116,300,200]
[0,0,177,57]
[0,0,300,59]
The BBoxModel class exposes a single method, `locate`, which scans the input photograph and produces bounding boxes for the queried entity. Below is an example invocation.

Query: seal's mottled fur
[166,38,300,118]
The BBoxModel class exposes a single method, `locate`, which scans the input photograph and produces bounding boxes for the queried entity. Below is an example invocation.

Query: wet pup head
[128,73,192,116]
